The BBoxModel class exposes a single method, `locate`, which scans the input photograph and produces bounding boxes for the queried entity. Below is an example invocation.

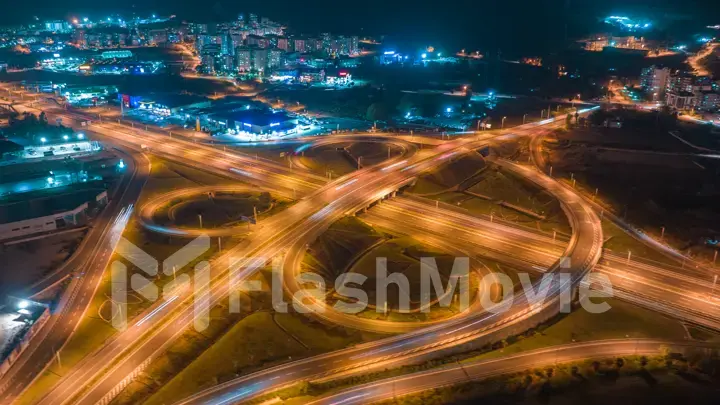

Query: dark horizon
[0,0,718,56]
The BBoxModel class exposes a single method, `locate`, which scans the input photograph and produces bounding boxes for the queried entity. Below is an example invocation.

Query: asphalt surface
[0,93,641,405]
[0,145,150,403]
[307,339,720,405]
[10,101,600,405]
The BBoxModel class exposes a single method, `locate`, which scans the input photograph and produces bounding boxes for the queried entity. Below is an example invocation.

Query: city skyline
[0,0,718,54]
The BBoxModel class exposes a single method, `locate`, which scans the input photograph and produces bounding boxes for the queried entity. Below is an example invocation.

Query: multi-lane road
[305,339,720,405]
[361,195,720,331]
[1,88,713,405]
[0,145,150,401]
[1,94,603,405]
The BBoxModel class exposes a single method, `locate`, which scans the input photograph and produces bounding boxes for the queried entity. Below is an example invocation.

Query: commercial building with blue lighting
[208,109,298,135]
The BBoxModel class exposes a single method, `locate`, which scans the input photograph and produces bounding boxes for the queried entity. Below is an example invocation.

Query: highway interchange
[1,86,719,405]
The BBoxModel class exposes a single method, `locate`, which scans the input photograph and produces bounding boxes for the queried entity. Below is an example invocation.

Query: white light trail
[134,295,179,327]
[381,160,407,172]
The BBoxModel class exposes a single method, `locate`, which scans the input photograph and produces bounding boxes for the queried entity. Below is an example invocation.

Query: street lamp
[502,116,507,129]
[77,133,84,139]
[63,135,69,141]
[40,137,47,144]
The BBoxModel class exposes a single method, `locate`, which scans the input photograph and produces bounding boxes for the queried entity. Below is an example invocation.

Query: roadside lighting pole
[627,250,632,265]
[54,347,62,370]
[198,214,203,229]
[523,114,527,124]
[660,227,665,240]
[501,116,507,129]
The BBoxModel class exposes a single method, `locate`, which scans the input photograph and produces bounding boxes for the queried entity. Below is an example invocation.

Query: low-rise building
[0,187,108,241]
[665,91,698,110]
[134,94,211,116]
[697,91,720,112]
[208,109,298,135]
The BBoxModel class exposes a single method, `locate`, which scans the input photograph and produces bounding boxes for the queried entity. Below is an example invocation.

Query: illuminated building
[44,20,72,33]
[292,38,306,53]
[305,37,323,52]
[665,91,698,110]
[299,70,325,83]
[640,65,670,101]
[62,85,118,105]
[229,31,244,52]
[251,48,268,72]
[0,189,108,241]
[348,36,359,55]
[196,34,222,54]
[268,49,283,69]
[82,60,162,75]
[692,76,714,92]
[697,91,720,111]
[325,70,352,85]
[235,47,252,71]
[122,93,211,116]
[201,43,221,71]
[100,50,133,59]
[208,109,298,135]
[277,37,289,51]
[667,73,694,93]
[221,32,235,55]
[149,29,168,45]
[247,34,269,48]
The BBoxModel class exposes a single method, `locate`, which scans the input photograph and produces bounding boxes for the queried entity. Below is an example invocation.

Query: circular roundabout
[138,185,281,237]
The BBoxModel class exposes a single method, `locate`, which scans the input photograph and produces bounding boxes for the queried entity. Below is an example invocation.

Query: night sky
[0,0,718,55]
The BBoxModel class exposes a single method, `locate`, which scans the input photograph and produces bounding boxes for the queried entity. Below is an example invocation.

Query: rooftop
[211,109,294,127]
[0,182,105,224]
[139,93,210,109]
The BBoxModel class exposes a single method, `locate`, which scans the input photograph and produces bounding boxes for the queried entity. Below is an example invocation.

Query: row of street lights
[39,133,85,144]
